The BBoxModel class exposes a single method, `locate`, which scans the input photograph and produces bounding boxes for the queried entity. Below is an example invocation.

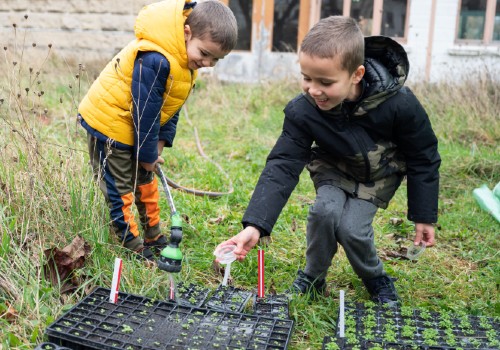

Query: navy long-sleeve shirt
[132,51,180,163]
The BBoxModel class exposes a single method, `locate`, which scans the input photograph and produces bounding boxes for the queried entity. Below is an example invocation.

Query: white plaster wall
[404,0,433,83]
[430,0,500,82]
[0,0,498,83]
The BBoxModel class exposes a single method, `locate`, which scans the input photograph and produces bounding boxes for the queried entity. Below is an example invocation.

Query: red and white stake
[109,258,123,303]
[258,249,265,298]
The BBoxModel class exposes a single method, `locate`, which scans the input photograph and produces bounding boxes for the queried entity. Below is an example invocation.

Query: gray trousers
[304,185,385,280]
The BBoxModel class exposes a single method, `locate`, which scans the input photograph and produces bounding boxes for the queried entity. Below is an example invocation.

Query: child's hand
[215,226,260,262]
[414,223,435,247]
[140,156,164,172]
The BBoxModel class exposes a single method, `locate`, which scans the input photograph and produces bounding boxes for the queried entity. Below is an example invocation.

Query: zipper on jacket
[342,105,371,182]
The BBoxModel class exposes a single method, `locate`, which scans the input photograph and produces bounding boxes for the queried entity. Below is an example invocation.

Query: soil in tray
[254,294,290,319]
[46,287,295,350]
[176,282,211,308]
[204,285,253,313]
[326,302,500,350]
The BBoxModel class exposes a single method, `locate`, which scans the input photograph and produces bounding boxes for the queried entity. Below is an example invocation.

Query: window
[350,0,374,36]
[457,0,499,43]
[320,0,343,18]
[458,0,487,40]
[228,0,253,50]
[381,0,408,37]
[272,0,300,52]
[319,0,409,39]
[495,1,500,40]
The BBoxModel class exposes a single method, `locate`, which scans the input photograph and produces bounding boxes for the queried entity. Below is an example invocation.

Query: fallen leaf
[208,215,225,224]
[379,248,407,260]
[43,236,91,294]
[389,217,404,225]
[0,302,18,322]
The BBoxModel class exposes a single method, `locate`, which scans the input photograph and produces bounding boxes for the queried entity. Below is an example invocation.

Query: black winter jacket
[242,36,440,236]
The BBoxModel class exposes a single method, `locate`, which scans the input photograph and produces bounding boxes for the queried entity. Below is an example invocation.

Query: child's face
[299,52,364,111]
[184,25,230,70]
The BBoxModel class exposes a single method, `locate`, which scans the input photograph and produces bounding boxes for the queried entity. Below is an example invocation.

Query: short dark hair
[300,16,364,74]
[186,1,238,52]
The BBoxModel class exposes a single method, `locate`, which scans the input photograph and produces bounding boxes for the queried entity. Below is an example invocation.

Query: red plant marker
[109,258,123,303]
[258,249,264,298]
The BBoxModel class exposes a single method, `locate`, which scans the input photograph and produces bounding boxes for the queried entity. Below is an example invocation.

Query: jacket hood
[353,36,410,116]
[134,0,195,57]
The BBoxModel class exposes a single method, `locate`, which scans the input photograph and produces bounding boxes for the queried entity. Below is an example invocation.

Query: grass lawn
[0,50,499,349]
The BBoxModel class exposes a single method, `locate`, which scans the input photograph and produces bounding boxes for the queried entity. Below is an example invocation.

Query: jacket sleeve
[159,109,180,147]
[393,88,441,223]
[242,101,314,235]
[132,51,170,163]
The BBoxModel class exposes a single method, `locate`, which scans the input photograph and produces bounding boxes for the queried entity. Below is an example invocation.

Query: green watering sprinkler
[156,164,183,273]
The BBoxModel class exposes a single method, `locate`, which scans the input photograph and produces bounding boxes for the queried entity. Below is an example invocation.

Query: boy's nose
[308,85,322,96]
[204,59,216,67]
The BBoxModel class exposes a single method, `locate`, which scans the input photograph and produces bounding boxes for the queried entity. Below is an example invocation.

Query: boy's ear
[352,65,365,84]
[184,25,192,41]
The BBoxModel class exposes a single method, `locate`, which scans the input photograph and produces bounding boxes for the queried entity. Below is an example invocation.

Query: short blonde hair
[300,16,364,74]
[186,1,238,52]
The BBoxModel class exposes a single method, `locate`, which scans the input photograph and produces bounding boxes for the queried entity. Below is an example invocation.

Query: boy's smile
[184,25,229,70]
[299,52,364,111]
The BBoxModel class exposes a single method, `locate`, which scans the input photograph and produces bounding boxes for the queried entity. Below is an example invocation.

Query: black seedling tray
[322,302,500,350]
[254,294,290,319]
[45,287,294,350]
[204,285,253,313]
[34,342,72,350]
[176,282,211,308]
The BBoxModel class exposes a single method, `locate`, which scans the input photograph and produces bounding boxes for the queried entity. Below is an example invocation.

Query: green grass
[0,47,499,349]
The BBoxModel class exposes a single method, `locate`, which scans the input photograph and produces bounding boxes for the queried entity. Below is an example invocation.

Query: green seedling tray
[322,302,500,350]
[45,287,294,350]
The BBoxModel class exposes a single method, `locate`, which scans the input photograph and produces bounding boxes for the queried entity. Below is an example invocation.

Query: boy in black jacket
[216,16,440,304]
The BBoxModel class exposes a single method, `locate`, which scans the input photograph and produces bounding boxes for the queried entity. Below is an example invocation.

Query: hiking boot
[362,275,399,305]
[144,235,168,255]
[287,270,327,297]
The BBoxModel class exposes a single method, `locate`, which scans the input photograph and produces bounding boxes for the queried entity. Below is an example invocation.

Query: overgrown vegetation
[0,25,499,350]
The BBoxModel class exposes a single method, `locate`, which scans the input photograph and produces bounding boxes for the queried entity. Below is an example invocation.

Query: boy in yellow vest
[78,0,237,261]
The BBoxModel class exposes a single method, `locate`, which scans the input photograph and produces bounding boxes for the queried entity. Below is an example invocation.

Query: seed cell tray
[45,287,294,350]
[34,342,72,350]
[204,285,253,313]
[254,294,290,319]
[176,282,211,308]
[322,302,500,350]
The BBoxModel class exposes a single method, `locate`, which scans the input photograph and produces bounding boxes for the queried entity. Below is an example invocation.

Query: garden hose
[156,164,183,273]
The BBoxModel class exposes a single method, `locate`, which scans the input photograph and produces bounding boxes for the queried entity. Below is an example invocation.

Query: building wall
[0,0,498,83]
[0,0,154,62]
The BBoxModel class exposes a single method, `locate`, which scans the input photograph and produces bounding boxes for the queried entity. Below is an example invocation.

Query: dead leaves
[0,302,18,322]
[43,236,90,294]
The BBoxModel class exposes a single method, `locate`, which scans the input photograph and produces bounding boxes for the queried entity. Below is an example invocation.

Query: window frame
[455,0,499,45]
[317,0,411,42]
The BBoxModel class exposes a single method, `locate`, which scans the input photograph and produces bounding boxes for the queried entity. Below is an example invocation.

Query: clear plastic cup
[214,244,237,265]
[214,245,237,286]
[406,241,426,260]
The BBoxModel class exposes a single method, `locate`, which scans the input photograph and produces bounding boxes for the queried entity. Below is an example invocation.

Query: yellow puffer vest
[78,0,197,146]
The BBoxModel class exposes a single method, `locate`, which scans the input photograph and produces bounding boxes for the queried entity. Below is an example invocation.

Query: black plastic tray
[46,287,294,350]
[322,302,500,350]
[34,342,72,350]
[254,294,290,320]
[204,285,254,313]
[176,282,212,308]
